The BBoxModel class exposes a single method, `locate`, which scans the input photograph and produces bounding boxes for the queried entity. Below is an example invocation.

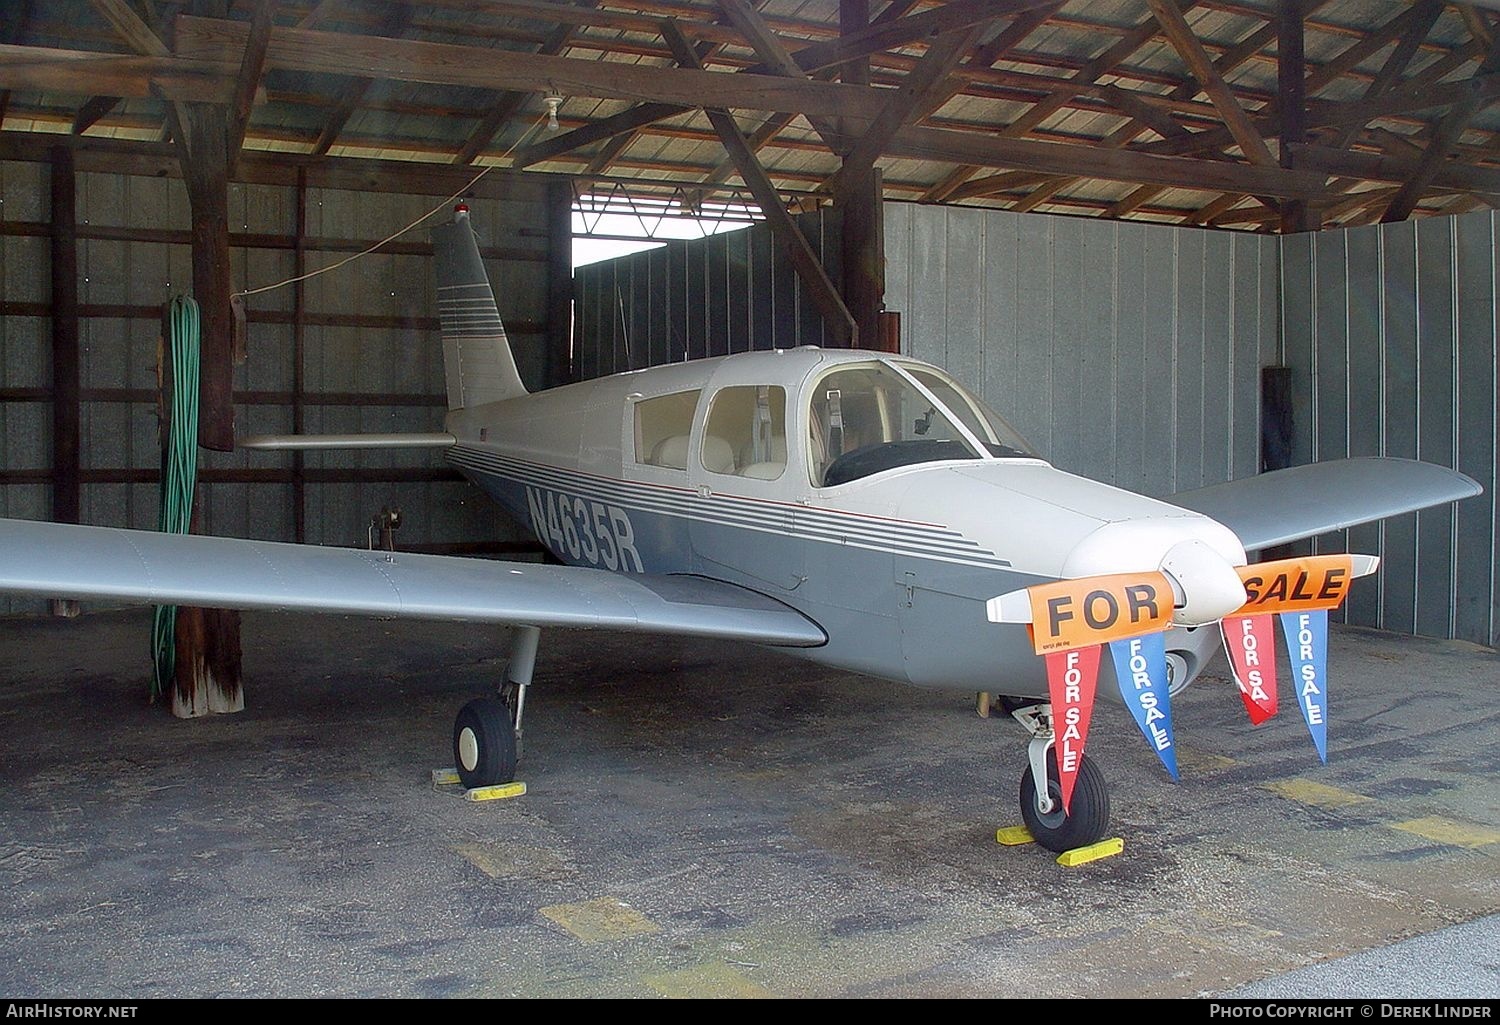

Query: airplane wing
[1168,458,1482,552]
[0,518,826,648]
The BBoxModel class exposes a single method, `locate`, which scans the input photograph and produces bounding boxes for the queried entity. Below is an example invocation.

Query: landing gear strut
[452,625,539,789]
[1010,702,1111,853]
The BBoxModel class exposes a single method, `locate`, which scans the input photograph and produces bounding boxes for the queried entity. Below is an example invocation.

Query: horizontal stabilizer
[0,519,826,649]
[238,433,456,451]
[1169,458,1481,551]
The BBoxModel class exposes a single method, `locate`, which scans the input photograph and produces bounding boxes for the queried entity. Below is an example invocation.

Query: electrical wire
[151,295,201,700]
[235,110,552,300]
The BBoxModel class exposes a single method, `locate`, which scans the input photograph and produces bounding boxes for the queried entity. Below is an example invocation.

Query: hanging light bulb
[544,95,564,131]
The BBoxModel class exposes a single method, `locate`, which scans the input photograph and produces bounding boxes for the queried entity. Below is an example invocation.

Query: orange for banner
[1025,572,1174,654]
[1232,555,1355,615]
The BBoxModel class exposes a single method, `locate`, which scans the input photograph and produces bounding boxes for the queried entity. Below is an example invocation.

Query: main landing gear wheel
[1020,750,1111,854]
[453,697,518,789]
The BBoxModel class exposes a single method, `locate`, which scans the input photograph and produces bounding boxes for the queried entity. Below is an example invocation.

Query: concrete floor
[1,608,1497,998]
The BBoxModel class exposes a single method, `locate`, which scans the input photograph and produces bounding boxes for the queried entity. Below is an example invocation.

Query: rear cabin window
[701,386,787,480]
[634,390,701,469]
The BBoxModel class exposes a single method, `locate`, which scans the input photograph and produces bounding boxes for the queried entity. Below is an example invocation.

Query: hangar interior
[1,0,1499,999]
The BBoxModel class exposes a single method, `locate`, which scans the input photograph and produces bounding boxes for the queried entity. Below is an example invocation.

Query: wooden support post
[1278,0,1314,233]
[171,94,243,718]
[49,144,81,619]
[835,165,882,351]
[546,178,574,387]
[179,103,237,452]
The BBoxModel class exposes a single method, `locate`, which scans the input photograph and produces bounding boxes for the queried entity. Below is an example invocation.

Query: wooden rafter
[0,0,38,127]
[1147,0,1276,167]
[820,23,987,196]
[714,0,843,149]
[309,2,410,157]
[88,0,171,56]
[923,0,1194,204]
[659,18,853,347]
[452,0,600,167]
[71,94,123,135]
[227,0,276,173]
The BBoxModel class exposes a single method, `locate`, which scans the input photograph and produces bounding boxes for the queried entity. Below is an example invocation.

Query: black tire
[453,697,517,789]
[1019,750,1111,854]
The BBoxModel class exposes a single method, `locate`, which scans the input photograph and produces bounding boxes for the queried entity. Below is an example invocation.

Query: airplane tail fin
[431,205,528,410]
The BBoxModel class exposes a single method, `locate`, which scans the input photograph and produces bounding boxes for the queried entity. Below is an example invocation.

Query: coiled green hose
[151,296,201,699]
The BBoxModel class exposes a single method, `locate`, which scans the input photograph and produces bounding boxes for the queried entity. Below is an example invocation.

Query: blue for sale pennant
[1108,632,1178,781]
[1278,608,1330,762]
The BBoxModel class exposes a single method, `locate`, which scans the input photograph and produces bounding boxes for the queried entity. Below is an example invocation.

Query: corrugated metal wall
[0,158,550,613]
[1281,213,1498,647]
[573,207,842,378]
[884,203,1281,494]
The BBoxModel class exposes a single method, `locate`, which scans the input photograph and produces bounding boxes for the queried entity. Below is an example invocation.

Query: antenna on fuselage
[614,285,634,371]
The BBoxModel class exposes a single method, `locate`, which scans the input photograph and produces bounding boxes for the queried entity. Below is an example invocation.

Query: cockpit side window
[808,364,979,487]
[634,390,701,470]
[702,385,787,479]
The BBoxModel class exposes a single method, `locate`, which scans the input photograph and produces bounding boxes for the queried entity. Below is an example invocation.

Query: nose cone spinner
[1060,518,1248,626]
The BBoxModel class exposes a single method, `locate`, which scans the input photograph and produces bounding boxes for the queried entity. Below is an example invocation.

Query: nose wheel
[1010,702,1112,853]
[453,697,517,789]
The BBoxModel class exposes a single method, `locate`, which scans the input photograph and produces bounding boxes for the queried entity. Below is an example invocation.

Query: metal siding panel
[1414,216,1457,639]
[1229,234,1262,482]
[1077,219,1117,484]
[668,240,690,362]
[1140,225,1175,497]
[747,225,772,351]
[1113,220,1147,491]
[1048,216,1085,473]
[1379,219,1419,636]
[1343,223,1384,628]
[1200,229,1232,488]
[687,241,710,362]
[769,224,798,353]
[1174,229,1206,492]
[1013,214,1053,457]
[981,210,1021,434]
[1454,212,1496,646]
[907,206,949,368]
[1313,230,1351,573]
[725,229,750,355]
[944,208,984,393]
[707,234,732,359]
[1280,231,1316,468]
[647,244,672,366]
[883,203,912,344]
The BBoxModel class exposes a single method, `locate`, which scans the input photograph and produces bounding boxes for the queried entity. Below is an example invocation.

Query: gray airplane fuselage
[443,347,1237,701]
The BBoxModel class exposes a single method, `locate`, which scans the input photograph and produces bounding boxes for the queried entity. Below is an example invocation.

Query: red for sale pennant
[1221,614,1278,724]
[1043,644,1101,813]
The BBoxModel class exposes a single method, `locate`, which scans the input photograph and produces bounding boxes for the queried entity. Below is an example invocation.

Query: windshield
[806,361,1038,487]
[809,362,982,487]
[903,365,1036,459]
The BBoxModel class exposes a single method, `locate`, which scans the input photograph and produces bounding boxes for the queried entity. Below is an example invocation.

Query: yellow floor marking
[455,843,513,879]
[539,897,660,943]
[644,962,771,999]
[464,781,527,802]
[995,825,1035,846]
[1175,747,1238,773]
[431,767,461,785]
[1262,779,1372,810]
[1391,816,1500,849]
[1056,837,1124,867]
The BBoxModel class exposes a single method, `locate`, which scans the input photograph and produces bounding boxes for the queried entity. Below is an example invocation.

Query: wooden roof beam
[0,0,38,128]
[714,0,844,149]
[453,0,600,166]
[173,15,892,120]
[226,0,275,173]
[1147,0,1276,167]
[71,94,123,135]
[89,0,171,56]
[1291,142,1500,195]
[1381,31,1500,222]
[660,18,853,347]
[922,0,1195,203]
[309,2,410,157]
[821,22,987,196]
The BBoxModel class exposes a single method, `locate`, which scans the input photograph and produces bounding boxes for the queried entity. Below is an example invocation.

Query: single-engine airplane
[0,207,1481,852]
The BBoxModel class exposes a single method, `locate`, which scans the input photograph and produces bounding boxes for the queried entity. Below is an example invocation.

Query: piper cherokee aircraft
[0,206,1480,853]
